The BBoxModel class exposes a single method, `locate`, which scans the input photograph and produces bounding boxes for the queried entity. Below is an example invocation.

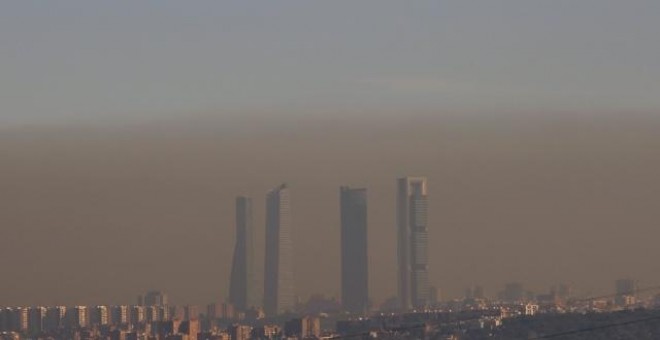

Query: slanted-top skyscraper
[397,176,429,310]
[229,196,257,311]
[340,186,369,314]
[264,184,295,316]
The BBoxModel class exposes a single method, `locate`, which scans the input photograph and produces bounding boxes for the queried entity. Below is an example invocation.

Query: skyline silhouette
[2,112,659,307]
[1,1,660,313]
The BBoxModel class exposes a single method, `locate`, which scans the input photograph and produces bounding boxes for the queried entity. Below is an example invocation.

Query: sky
[1,1,659,126]
[1,1,660,307]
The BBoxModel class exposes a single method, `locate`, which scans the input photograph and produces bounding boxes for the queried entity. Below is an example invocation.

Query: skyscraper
[264,184,295,316]
[397,177,429,310]
[229,196,257,311]
[340,186,369,314]
[144,291,168,307]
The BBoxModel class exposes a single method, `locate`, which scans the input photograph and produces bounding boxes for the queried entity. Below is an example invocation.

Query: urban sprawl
[1,178,653,339]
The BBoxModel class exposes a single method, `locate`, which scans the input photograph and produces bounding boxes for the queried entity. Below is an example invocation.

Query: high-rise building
[397,177,429,310]
[17,308,28,333]
[0,308,7,332]
[284,316,321,339]
[428,286,439,306]
[44,306,66,332]
[69,306,88,328]
[184,305,200,321]
[110,305,129,325]
[264,184,295,316]
[1,308,21,332]
[500,282,525,303]
[171,306,185,321]
[206,304,221,321]
[3,308,18,333]
[146,306,160,323]
[130,306,145,325]
[340,186,369,314]
[615,278,637,306]
[89,306,108,326]
[144,291,168,307]
[229,324,253,340]
[229,196,257,311]
[556,284,571,301]
[178,319,200,340]
[473,285,485,300]
[251,325,281,339]
[28,307,46,334]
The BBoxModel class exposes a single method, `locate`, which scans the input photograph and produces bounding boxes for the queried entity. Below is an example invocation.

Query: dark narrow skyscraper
[229,196,257,311]
[397,177,429,310]
[264,184,294,316]
[340,186,369,314]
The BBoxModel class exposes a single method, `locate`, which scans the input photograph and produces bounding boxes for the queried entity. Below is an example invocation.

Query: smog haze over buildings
[2,1,660,310]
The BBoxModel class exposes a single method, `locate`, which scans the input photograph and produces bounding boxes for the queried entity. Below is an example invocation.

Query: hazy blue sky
[2,1,659,126]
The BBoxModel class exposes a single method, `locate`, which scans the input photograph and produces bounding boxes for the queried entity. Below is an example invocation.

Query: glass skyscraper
[229,196,257,311]
[340,186,369,314]
[397,177,429,310]
[264,184,295,316]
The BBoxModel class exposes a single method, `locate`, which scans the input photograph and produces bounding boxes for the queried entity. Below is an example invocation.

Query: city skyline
[2,0,660,308]
[1,2,659,338]
[2,114,659,307]
[1,276,653,339]
[234,179,427,314]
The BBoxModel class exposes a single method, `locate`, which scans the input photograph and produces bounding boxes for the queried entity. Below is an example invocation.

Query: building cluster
[441,279,651,317]
[0,291,322,340]
[2,278,652,340]
[4,176,656,339]
[228,177,430,318]
[331,279,657,339]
